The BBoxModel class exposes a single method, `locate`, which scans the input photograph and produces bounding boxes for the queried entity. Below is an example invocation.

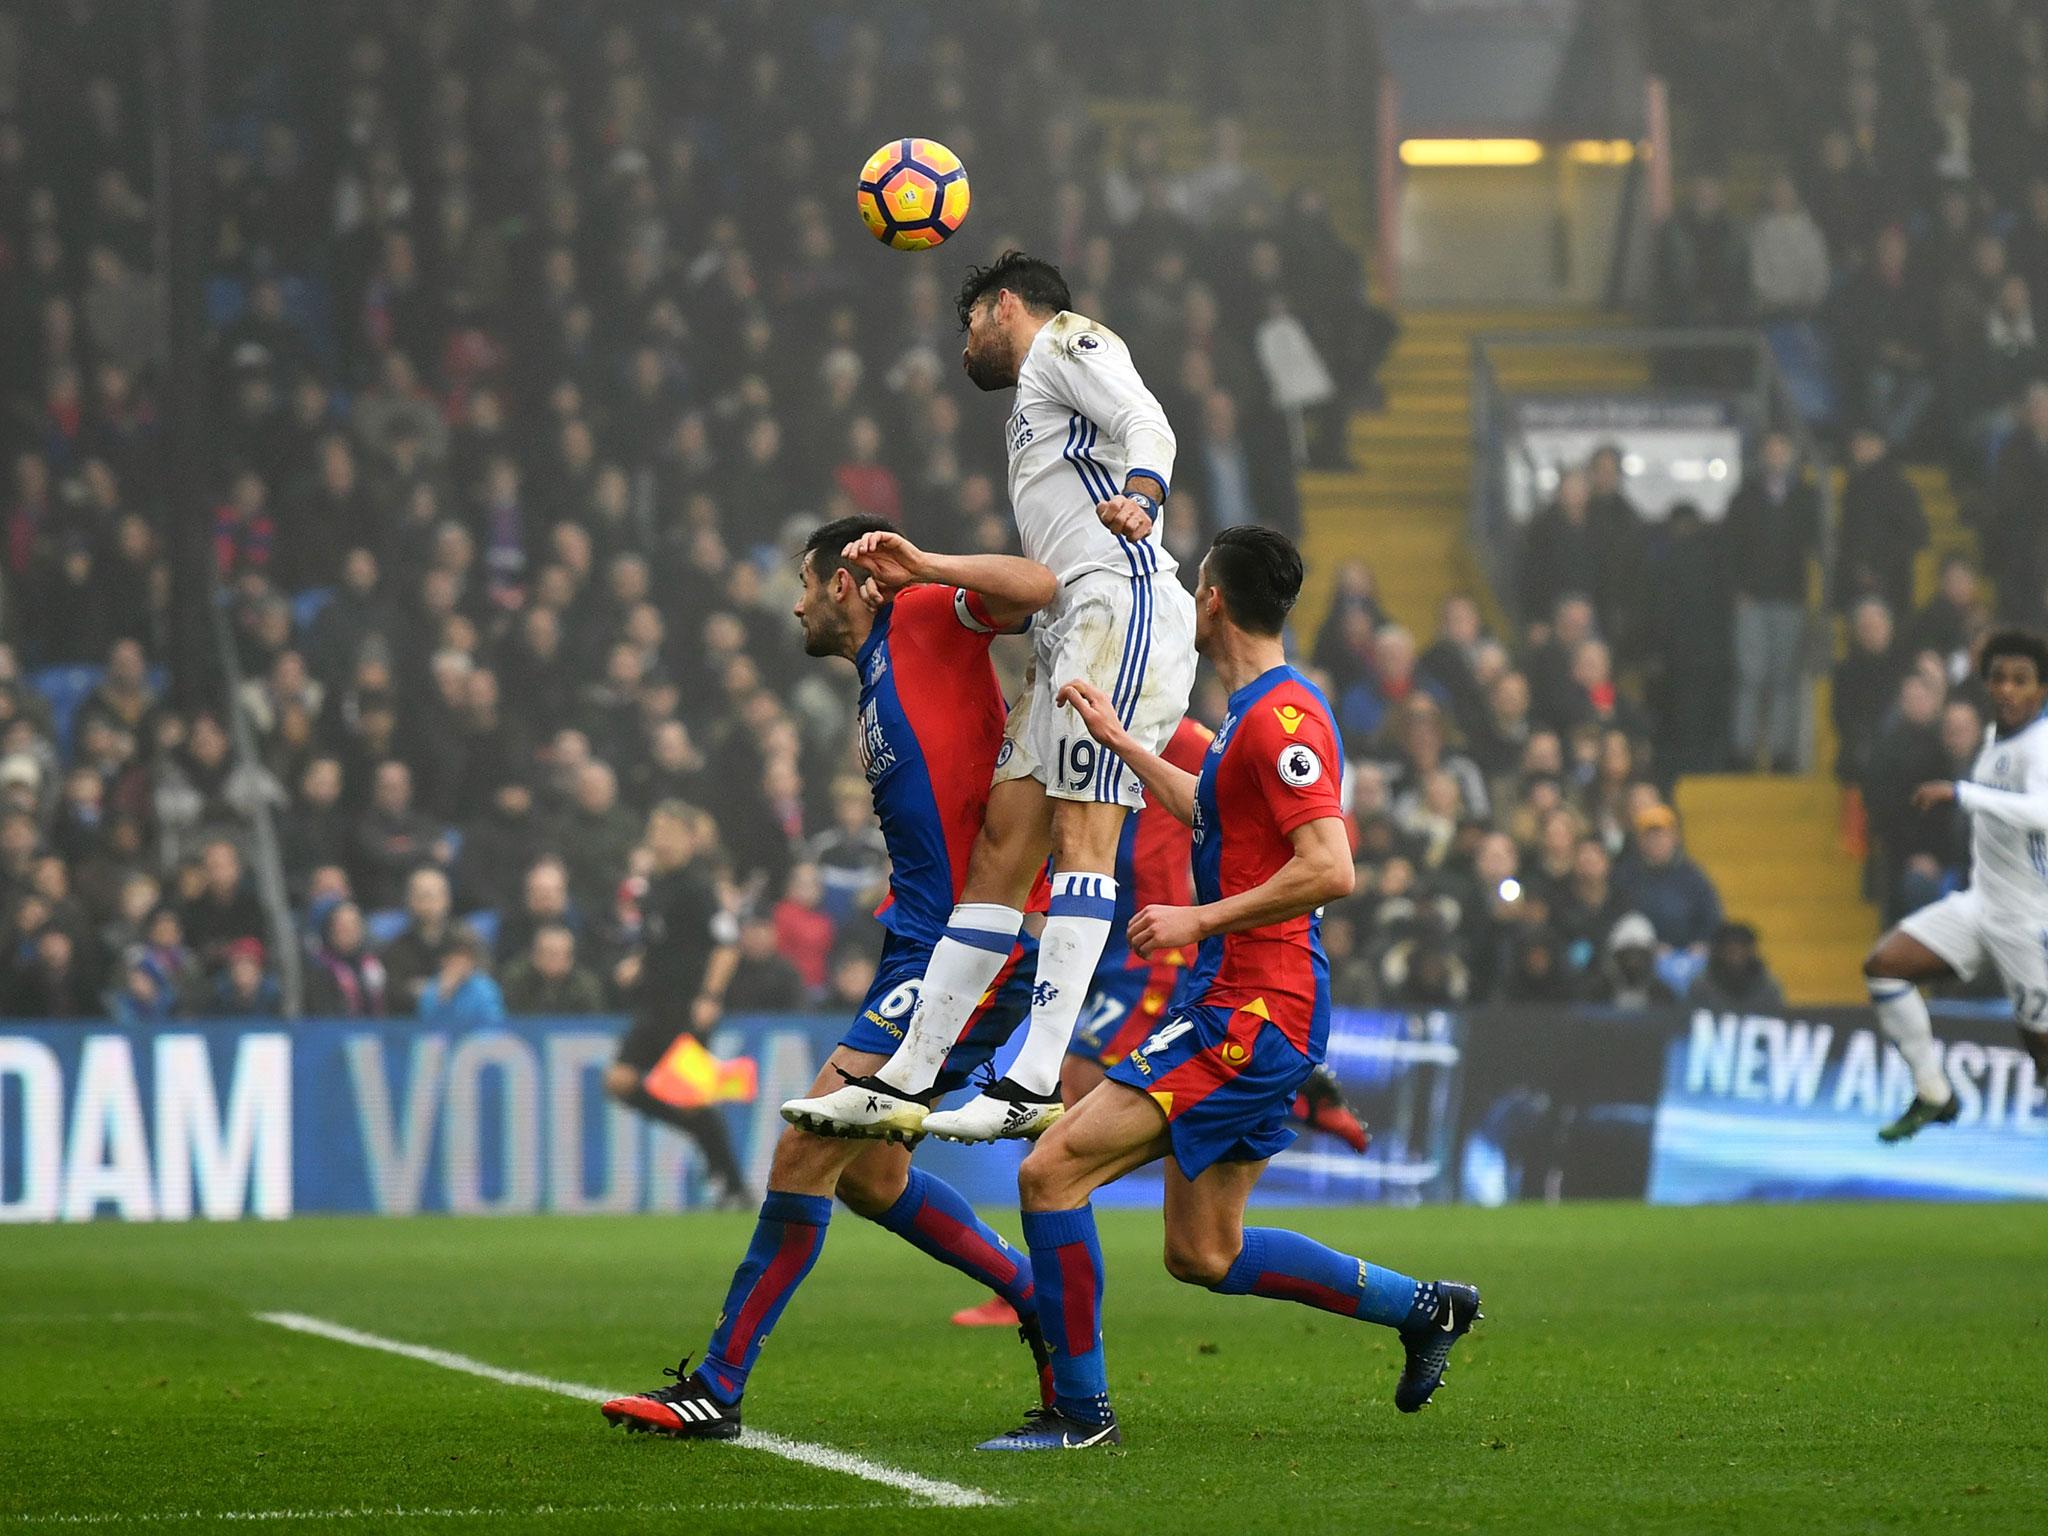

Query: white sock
[877,904,1023,1095]
[1004,872,1118,1097]
[1869,977,1952,1104]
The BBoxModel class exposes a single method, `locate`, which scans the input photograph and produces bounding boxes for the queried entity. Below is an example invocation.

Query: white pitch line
[8,1500,888,1527]
[0,1312,212,1326]
[253,1312,999,1510]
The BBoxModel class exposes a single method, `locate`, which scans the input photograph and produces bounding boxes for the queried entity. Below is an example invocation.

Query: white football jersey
[1956,716,2048,918]
[1002,311,1178,594]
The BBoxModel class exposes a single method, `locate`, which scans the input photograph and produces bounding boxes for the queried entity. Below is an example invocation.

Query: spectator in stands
[380,865,455,1013]
[303,900,386,1017]
[557,760,639,917]
[1909,554,1986,667]
[353,760,445,911]
[1468,668,1534,785]
[1831,224,1939,449]
[280,757,349,895]
[113,905,199,1022]
[1590,912,1680,1008]
[495,856,580,969]
[455,778,544,917]
[1836,425,1928,624]
[179,837,266,970]
[802,776,888,924]
[77,639,159,746]
[1656,174,1750,327]
[9,927,92,1017]
[1345,624,1444,745]
[1832,598,1907,792]
[1961,279,2042,459]
[727,913,808,1013]
[417,925,507,1025]
[501,923,605,1016]
[827,945,881,1014]
[1553,836,1630,986]
[1614,805,1723,962]
[1686,921,1787,1013]
[772,863,837,995]
[1312,562,1384,678]
[1520,470,1606,634]
[212,937,281,1017]
[1748,171,1831,320]
[1503,928,1579,1004]
[1987,380,2048,624]
[1417,593,1490,732]
[1863,671,1951,921]
[1725,431,1821,772]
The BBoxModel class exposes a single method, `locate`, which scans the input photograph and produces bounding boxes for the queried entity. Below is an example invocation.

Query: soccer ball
[857,138,970,250]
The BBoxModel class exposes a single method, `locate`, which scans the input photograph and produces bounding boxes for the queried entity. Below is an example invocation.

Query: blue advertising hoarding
[3,1002,2042,1222]
[0,1007,1444,1221]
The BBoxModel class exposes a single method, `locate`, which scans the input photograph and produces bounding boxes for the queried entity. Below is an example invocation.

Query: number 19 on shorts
[1055,735,1100,792]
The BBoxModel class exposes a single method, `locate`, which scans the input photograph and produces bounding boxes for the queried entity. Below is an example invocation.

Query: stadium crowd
[0,0,1404,1021]
[1647,0,2047,936]
[0,0,1782,1024]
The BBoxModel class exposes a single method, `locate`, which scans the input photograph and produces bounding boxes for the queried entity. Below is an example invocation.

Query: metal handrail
[209,594,305,1017]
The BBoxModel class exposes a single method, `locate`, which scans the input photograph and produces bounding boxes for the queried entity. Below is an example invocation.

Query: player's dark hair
[1978,628,2048,684]
[1205,526,1303,636]
[956,251,1071,329]
[803,514,896,584]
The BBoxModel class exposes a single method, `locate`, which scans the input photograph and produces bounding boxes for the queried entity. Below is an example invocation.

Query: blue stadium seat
[365,909,410,947]
[292,588,335,631]
[205,275,248,329]
[462,909,500,952]
[27,665,172,759]
[27,666,100,756]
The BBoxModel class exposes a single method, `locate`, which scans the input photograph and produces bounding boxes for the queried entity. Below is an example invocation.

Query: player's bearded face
[796,563,852,657]
[961,299,1015,391]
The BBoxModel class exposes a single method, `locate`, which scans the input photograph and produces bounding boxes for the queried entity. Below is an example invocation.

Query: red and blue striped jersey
[1184,666,1344,1059]
[1100,717,1214,974]
[856,584,1013,946]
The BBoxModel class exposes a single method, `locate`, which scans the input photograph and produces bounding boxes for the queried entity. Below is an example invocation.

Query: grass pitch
[3,1203,2044,1534]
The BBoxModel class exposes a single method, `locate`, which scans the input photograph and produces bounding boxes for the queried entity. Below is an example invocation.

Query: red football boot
[1292,1065,1370,1153]
[951,1295,1020,1327]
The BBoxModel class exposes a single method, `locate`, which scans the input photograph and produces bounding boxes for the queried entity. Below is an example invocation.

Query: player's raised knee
[1161,1233,1236,1288]
[1016,1141,1079,1211]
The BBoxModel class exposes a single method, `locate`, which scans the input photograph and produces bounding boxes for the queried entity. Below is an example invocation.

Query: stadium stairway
[1296,311,1645,646]
[1676,775,1875,1005]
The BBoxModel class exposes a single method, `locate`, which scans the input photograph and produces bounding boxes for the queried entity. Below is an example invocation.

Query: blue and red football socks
[1021,1204,1112,1424]
[1213,1227,1437,1330]
[700,1191,832,1404]
[870,1168,1035,1312]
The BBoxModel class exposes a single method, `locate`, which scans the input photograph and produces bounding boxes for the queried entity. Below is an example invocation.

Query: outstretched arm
[1057,680,1199,825]
[842,529,1056,629]
[1128,816,1354,959]
[1920,778,2048,833]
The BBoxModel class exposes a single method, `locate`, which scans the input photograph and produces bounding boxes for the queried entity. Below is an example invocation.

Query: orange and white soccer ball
[856,137,970,250]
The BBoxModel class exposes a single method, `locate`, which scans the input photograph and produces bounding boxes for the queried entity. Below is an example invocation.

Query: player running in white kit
[785,251,1195,1144]
[1864,630,2048,1141]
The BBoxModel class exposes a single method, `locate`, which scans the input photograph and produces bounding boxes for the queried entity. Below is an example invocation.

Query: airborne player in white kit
[1864,631,2048,1140]
[786,251,1196,1144]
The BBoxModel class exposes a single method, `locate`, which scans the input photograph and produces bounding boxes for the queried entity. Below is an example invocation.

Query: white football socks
[1004,872,1119,1097]
[876,904,1023,1096]
[1869,976,1952,1104]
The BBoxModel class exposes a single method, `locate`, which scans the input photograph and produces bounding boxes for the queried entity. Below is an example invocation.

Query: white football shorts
[1899,886,2048,1031]
[994,568,1197,810]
